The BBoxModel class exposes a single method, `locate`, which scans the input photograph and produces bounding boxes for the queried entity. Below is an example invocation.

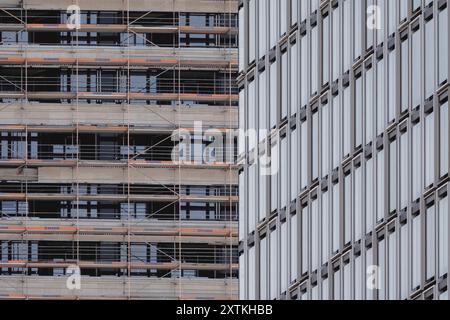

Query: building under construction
[0,0,239,300]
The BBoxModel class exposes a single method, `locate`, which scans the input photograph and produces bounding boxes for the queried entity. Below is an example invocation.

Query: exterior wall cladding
[0,0,239,299]
[238,0,449,300]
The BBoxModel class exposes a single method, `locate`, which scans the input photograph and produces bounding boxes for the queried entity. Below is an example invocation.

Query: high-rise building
[0,0,239,300]
[238,0,449,300]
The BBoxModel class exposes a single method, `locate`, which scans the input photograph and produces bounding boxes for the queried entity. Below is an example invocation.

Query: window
[413,0,421,13]
[280,221,288,293]
[440,101,449,177]
[290,213,298,283]
[365,246,374,300]
[249,0,256,63]
[365,66,374,145]
[269,0,278,48]
[332,182,340,253]
[438,193,448,278]
[259,160,267,222]
[249,164,256,233]
[269,61,278,129]
[290,42,299,116]
[412,120,422,201]
[400,128,409,209]
[425,17,435,99]
[354,0,362,60]
[425,110,435,188]
[343,86,351,157]
[301,203,309,275]
[311,25,318,96]
[378,235,386,300]
[333,266,341,300]
[321,101,330,177]
[259,70,268,143]
[332,94,341,169]
[290,129,298,202]
[279,0,287,37]
[280,136,288,209]
[291,0,298,26]
[332,6,340,81]
[376,56,385,137]
[300,34,308,107]
[269,228,278,299]
[400,222,408,299]
[354,164,363,241]
[322,277,329,300]
[239,254,245,299]
[388,0,397,35]
[258,0,268,60]
[248,245,256,299]
[343,0,351,72]
[355,75,363,148]
[366,0,374,50]
[238,7,245,72]
[248,80,256,151]
[322,13,330,86]
[239,172,245,241]
[388,48,396,122]
[300,119,308,189]
[412,27,421,108]
[300,0,308,22]
[366,156,374,233]
[270,140,278,213]
[281,52,288,119]
[388,227,397,299]
[376,0,385,46]
[344,172,351,244]
[400,0,408,21]
[311,0,319,13]
[239,90,245,156]
[426,201,436,281]
[438,6,448,85]
[343,260,351,300]
[322,189,330,264]
[401,36,409,113]
[311,197,319,271]
[0,201,27,217]
[412,212,421,291]
[355,254,363,299]
[312,111,319,180]
[389,136,398,214]
[311,284,319,300]
[260,236,268,299]
[376,148,385,223]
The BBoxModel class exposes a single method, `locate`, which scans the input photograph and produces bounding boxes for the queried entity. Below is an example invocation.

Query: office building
[238,0,449,300]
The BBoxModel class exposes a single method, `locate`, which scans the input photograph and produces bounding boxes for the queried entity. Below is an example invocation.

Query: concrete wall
[36,166,237,185]
[0,276,238,300]
[0,103,238,129]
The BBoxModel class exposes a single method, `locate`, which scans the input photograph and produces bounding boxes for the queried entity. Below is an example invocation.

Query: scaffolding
[0,0,238,300]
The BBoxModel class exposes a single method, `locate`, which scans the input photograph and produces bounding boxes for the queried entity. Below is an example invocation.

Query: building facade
[0,0,239,299]
[238,0,449,300]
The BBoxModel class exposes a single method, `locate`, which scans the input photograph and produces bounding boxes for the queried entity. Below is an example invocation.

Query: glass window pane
[412,213,421,291]
[438,195,448,278]
[290,214,298,282]
[426,203,436,281]
[412,29,421,108]
[440,102,449,177]
[439,7,448,85]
